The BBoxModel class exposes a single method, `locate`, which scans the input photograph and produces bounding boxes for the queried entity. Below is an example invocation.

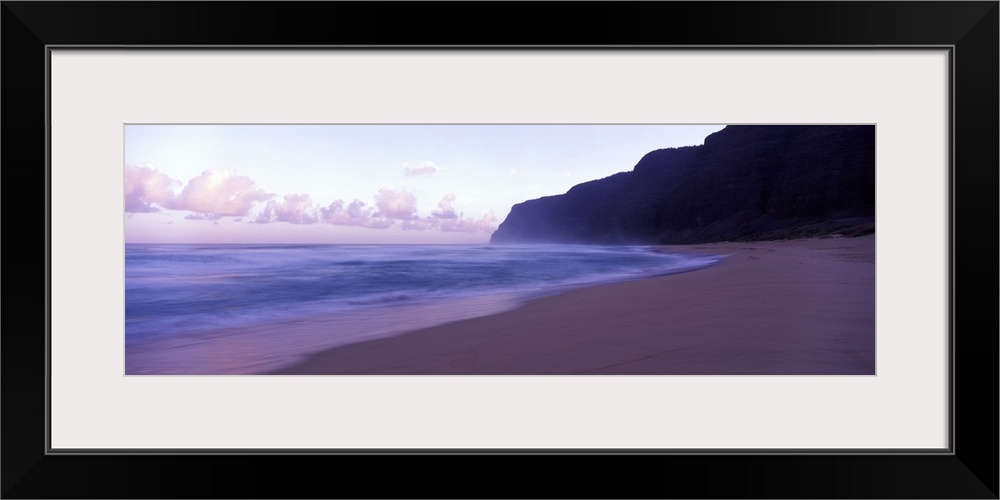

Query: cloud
[362,218,394,229]
[124,164,178,212]
[432,194,457,219]
[398,192,498,234]
[321,199,359,225]
[256,194,318,224]
[253,204,273,224]
[124,163,499,237]
[184,213,220,224]
[403,161,438,177]
[401,219,436,231]
[171,169,273,218]
[440,211,498,233]
[374,187,418,220]
[320,199,393,229]
[345,200,368,219]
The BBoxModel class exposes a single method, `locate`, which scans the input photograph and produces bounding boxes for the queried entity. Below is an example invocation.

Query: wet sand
[270,235,876,375]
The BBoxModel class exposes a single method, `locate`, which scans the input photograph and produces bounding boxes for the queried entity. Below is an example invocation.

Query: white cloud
[184,213,219,224]
[401,219,436,231]
[125,163,498,237]
[257,194,318,224]
[432,193,458,219]
[124,164,178,212]
[440,211,498,233]
[401,207,498,233]
[403,160,438,177]
[320,199,393,229]
[374,187,418,220]
[171,169,273,218]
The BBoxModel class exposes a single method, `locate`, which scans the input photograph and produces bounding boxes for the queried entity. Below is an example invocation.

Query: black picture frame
[3,2,997,498]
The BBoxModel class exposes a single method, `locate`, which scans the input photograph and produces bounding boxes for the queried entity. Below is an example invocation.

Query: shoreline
[125,248,721,375]
[269,234,876,375]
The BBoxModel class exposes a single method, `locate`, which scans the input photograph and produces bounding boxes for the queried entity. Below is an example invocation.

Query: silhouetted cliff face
[490,125,875,244]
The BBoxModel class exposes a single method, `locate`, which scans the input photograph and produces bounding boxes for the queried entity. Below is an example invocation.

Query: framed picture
[4,2,996,498]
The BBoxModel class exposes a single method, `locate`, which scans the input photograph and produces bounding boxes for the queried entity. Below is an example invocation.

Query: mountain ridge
[490,125,876,244]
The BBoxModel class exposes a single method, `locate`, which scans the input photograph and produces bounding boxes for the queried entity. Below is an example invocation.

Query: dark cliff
[490,125,875,244]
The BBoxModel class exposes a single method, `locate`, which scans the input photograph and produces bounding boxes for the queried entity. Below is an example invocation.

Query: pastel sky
[124,124,725,244]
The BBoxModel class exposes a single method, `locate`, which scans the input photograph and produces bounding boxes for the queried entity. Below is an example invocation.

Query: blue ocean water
[125,244,722,374]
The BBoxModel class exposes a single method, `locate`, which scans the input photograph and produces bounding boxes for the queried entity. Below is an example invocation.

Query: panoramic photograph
[124,124,875,375]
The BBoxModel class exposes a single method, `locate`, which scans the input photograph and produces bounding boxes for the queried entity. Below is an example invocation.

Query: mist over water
[125,244,722,374]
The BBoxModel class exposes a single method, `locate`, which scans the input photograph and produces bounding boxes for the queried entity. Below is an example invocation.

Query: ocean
[125,244,723,374]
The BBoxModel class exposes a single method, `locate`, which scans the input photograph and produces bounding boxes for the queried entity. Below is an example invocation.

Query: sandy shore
[270,235,876,375]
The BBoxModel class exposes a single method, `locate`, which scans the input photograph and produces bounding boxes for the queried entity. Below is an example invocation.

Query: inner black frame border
[3,2,996,498]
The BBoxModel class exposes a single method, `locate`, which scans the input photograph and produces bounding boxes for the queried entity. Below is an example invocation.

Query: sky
[124,124,726,244]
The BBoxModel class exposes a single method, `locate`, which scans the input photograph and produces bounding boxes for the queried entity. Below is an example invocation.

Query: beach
[271,234,876,375]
